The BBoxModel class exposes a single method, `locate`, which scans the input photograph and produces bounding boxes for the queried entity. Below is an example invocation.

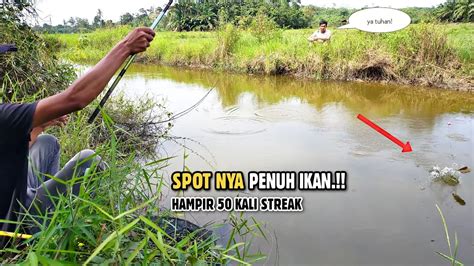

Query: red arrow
[357,114,413,153]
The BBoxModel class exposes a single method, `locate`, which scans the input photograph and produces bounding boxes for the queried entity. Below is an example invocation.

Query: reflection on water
[129,64,474,117]
[113,64,473,265]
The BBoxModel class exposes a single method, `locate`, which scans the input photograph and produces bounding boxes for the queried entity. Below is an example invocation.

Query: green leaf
[75,196,114,220]
[436,252,464,266]
[27,252,38,266]
[139,216,173,240]
[84,218,140,265]
[435,204,452,258]
[113,195,159,220]
[221,253,251,266]
[125,238,147,265]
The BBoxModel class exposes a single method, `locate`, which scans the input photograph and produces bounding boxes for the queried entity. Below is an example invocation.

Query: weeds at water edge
[435,204,463,266]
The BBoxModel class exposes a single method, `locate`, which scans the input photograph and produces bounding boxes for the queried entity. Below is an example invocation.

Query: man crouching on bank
[0,27,155,247]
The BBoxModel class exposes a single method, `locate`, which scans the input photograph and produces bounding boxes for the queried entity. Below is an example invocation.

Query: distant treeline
[29,0,474,33]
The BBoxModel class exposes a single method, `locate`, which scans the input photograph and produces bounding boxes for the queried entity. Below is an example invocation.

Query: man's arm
[307,31,318,42]
[308,31,332,43]
[29,127,44,147]
[319,35,331,41]
[32,28,155,128]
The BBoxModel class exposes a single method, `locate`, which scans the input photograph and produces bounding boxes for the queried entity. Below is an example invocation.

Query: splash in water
[430,166,460,186]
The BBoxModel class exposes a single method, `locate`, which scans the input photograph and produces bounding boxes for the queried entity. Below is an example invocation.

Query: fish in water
[452,193,466,206]
[458,166,471,174]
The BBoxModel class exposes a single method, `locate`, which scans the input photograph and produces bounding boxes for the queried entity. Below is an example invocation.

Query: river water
[110,64,473,265]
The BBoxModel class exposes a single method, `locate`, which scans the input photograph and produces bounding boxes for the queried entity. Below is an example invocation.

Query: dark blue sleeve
[0,102,38,137]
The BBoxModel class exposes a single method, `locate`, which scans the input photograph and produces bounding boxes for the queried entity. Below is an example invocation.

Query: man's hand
[33,28,156,128]
[40,115,68,130]
[29,115,69,147]
[122,27,156,54]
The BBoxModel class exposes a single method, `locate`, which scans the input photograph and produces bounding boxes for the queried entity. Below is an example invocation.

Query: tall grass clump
[385,24,462,86]
[1,115,267,264]
[48,94,173,162]
[215,23,240,62]
[445,24,473,65]
[247,11,282,43]
[51,26,132,62]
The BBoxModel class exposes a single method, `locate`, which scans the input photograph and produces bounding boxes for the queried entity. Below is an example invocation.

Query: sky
[35,0,446,25]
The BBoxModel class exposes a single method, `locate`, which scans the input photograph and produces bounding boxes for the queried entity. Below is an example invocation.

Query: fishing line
[156,87,214,124]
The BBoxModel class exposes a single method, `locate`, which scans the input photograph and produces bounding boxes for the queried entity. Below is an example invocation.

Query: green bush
[78,35,91,49]
[215,23,240,60]
[247,11,282,43]
[0,5,76,101]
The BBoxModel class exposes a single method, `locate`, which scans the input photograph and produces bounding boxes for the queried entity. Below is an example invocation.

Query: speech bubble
[339,8,411,33]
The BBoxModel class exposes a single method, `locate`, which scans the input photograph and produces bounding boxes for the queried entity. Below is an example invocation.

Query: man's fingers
[143,33,154,42]
[125,28,156,54]
[139,27,156,37]
[45,115,69,128]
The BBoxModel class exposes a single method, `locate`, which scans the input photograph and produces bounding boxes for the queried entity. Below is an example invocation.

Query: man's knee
[75,149,99,162]
[34,134,60,152]
[74,149,107,169]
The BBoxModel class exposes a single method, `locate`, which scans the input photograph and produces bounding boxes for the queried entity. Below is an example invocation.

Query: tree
[0,0,32,10]
[104,19,114,28]
[120,12,134,25]
[67,17,76,27]
[75,17,90,31]
[41,23,52,33]
[436,0,474,22]
[132,8,152,26]
[453,0,473,22]
[166,0,308,31]
[93,9,105,28]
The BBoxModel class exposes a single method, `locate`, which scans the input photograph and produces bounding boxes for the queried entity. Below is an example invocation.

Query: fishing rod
[88,0,174,124]
[0,230,32,240]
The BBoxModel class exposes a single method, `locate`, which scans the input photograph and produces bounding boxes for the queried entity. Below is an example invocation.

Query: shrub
[0,5,76,101]
[215,23,240,60]
[78,35,91,49]
[247,11,282,43]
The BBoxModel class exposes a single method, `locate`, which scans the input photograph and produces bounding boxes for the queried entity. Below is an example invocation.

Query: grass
[435,204,463,266]
[49,23,474,90]
[0,111,268,264]
[445,24,474,64]
[2,8,267,262]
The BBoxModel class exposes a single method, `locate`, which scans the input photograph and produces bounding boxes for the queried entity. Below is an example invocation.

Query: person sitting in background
[308,20,332,43]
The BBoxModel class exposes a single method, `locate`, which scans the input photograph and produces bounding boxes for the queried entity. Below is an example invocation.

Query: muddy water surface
[113,64,473,265]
